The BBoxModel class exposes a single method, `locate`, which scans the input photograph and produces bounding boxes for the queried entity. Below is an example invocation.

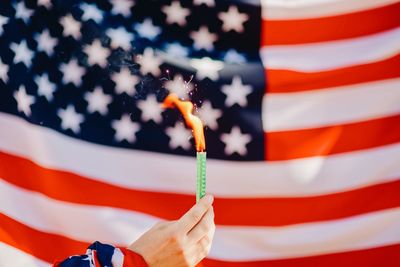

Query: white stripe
[263,78,400,131]
[260,27,400,71]
[262,0,399,20]
[0,112,400,197]
[0,242,50,267]
[1,180,400,261]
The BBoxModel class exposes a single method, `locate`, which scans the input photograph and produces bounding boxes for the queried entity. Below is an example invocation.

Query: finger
[178,195,214,233]
[193,232,213,265]
[187,207,214,243]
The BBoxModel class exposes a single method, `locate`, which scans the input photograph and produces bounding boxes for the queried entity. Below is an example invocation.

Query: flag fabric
[0,0,400,266]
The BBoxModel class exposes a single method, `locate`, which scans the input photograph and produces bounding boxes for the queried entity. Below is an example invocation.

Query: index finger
[178,195,214,233]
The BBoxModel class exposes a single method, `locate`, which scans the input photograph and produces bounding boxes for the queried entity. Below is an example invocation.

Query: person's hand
[127,195,215,267]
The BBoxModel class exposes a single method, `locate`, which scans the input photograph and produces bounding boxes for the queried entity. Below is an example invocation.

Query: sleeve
[53,241,148,267]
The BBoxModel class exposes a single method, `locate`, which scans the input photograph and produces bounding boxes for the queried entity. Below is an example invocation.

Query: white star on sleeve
[60,59,86,87]
[221,126,251,156]
[190,57,223,81]
[193,0,215,7]
[35,30,58,57]
[84,40,110,68]
[111,67,139,96]
[137,95,163,123]
[164,74,193,99]
[221,76,252,107]
[218,6,248,33]
[136,48,162,76]
[112,114,140,143]
[84,87,112,115]
[134,18,161,41]
[197,100,222,130]
[34,73,56,101]
[57,105,84,134]
[10,40,34,68]
[106,27,134,50]
[80,3,103,24]
[162,1,190,26]
[0,15,9,35]
[38,0,52,9]
[190,26,218,52]
[14,2,33,24]
[166,123,192,150]
[14,85,35,116]
[110,0,134,18]
[0,59,9,83]
[60,15,81,40]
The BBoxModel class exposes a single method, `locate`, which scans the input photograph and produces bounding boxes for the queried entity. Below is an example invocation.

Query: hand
[127,195,215,267]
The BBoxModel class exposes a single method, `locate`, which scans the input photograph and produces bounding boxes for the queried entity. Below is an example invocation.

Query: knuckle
[170,233,182,245]
[191,209,202,222]
[201,222,211,233]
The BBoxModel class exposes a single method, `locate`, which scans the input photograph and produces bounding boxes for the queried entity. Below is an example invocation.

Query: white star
[10,40,34,68]
[0,59,9,83]
[84,40,110,68]
[57,105,84,134]
[106,27,134,50]
[164,42,189,58]
[112,114,140,143]
[35,29,58,57]
[221,76,252,107]
[80,3,103,24]
[14,2,33,24]
[14,86,35,116]
[162,1,190,26]
[224,49,246,64]
[193,0,215,7]
[60,59,86,87]
[34,73,56,101]
[197,101,222,130]
[136,48,162,76]
[111,67,139,96]
[134,18,161,41]
[190,57,223,81]
[221,126,251,156]
[190,26,218,51]
[37,0,52,9]
[84,87,112,115]
[0,15,9,35]
[60,15,81,39]
[110,0,134,18]
[164,74,193,99]
[218,6,248,33]
[166,123,191,150]
[137,95,163,123]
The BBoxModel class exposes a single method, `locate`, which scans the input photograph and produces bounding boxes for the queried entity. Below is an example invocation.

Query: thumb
[178,195,214,233]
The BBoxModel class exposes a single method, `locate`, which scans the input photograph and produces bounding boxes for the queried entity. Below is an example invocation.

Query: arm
[54,195,215,267]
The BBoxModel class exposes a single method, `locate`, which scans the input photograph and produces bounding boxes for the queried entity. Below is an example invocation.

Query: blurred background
[0,0,400,266]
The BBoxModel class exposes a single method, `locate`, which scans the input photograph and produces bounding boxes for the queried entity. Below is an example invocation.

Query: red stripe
[261,3,400,45]
[1,151,400,226]
[265,115,400,160]
[1,213,399,267]
[266,54,400,93]
[0,213,88,264]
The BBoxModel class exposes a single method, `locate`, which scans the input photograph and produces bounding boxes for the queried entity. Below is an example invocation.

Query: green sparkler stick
[196,151,206,203]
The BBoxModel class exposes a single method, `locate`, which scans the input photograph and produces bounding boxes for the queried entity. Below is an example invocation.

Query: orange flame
[163,93,205,152]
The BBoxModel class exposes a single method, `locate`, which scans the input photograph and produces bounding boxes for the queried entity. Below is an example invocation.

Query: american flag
[1,0,400,266]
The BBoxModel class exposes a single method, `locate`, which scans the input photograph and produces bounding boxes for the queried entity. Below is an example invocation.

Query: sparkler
[163,93,206,202]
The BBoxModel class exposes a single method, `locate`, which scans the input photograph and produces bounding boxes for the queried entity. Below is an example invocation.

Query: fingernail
[204,195,214,204]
